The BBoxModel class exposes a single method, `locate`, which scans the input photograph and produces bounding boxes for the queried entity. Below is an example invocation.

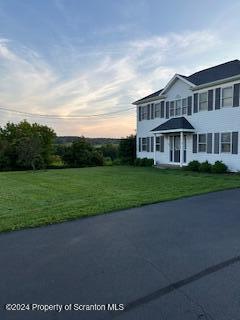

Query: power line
[0,105,136,120]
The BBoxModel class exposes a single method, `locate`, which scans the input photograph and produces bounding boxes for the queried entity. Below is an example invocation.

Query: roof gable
[160,74,195,95]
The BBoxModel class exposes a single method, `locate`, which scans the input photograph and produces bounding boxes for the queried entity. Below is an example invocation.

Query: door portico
[151,117,195,167]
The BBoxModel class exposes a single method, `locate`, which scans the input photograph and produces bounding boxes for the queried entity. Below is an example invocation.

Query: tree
[100,143,119,160]
[0,120,56,170]
[16,135,43,170]
[62,137,103,167]
[119,135,136,165]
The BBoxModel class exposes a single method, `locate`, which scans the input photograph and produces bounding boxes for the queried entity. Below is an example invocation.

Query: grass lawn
[1,166,240,233]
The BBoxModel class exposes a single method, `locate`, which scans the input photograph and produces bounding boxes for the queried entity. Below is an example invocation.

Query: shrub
[119,135,136,165]
[103,157,112,166]
[199,161,212,173]
[186,160,200,172]
[211,161,228,173]
[112,158,121,166]
[90,150,104,166]
[135,158,154,167]
[134,158,141,166]
[100,144,118,160]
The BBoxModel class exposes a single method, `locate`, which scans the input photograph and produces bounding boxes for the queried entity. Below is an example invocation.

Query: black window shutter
[215,88,221,109]
[207,133,212,153]
[166,102,169,119]
[187,96,192,115]
[151,104,154,119]
[208,90,213,111]
[147,105,150,120]
[193,93,198,113]
[147,137,150,152]
[160,136,164,152]
[138,138,141,152]
[138,106,142,121]
[233,84,240,107]
[214,133,220,154]
[151,137,154,152]
[193,134,197,153]
[232,132,238,154]
[160,101,165,118]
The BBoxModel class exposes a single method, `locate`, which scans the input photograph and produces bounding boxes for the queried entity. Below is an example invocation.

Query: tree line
[0,120,136,171]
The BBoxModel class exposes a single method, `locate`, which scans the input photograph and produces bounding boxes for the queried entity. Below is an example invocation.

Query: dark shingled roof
[133,60,240,104]
[184,60,240,85]
[151,117,194,132]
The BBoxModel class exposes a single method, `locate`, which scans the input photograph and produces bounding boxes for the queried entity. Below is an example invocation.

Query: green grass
[1,166,240,233]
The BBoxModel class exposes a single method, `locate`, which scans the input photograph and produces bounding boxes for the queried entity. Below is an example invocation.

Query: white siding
[136,78,240,171]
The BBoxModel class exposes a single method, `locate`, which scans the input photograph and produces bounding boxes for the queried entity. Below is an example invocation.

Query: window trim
[170,101,175,117]
[221,86,233,108]
[175,99,181,116]
[154,103,161,118]
[156,136,161,152]
[141,105,148,120]
[168,97,191,118]
[220,132,232,153]
[198,134,207,152]
[199,91,208,112]
[182,98,187,115]
[142,137,147,151]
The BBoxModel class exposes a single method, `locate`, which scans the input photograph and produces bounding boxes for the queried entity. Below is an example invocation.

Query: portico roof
[151,117,195,133]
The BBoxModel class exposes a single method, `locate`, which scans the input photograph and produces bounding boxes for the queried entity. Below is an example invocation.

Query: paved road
[1,189,240,320]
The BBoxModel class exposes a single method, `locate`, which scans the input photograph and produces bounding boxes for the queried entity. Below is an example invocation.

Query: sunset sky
[0,0,240,137]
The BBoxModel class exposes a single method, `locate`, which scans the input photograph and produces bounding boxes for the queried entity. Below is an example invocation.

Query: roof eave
[192,74,240,91]
[132,95,166,105]
[152,128,195,134]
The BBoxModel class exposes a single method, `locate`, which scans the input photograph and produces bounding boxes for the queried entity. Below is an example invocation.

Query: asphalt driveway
[1,189,240,320]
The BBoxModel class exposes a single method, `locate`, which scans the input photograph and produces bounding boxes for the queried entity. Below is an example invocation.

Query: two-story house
[133,60,240,171]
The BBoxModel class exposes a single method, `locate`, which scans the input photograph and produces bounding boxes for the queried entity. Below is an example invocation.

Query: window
[175,100,181,116]
[142,138,147,151]
[199,92,208,111]
[155,103,161,118]
[221,132,231,153]
[222,87,233,107]
[182,98,187,115]
[198,134,207,152]
[170,101,175,117]
[141,106,148,120]
[156,137,161,151]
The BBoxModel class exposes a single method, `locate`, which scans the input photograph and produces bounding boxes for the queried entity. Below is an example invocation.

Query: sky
[0,0,240,137]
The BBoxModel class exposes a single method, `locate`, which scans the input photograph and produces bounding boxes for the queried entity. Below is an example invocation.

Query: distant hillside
[55,136,121,146]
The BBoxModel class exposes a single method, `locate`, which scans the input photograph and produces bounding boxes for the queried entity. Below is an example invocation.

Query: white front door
[170,135,187,163]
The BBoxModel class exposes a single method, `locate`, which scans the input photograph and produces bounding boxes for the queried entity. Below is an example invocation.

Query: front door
[170,135,187,163]
[170,136,180,163]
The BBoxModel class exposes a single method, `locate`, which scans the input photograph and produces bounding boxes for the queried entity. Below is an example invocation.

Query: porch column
[180,131,184,167]
[153,134,156,165]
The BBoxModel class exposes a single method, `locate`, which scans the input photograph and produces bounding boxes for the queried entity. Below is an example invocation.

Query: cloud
[0,29,227,137]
